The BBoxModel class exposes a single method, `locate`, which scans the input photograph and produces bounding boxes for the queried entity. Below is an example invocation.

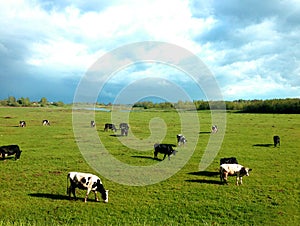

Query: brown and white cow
[220,164,252,185]
[67,172,108,203]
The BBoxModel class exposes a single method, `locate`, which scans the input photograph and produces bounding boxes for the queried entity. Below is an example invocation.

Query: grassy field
[0,107,299,225]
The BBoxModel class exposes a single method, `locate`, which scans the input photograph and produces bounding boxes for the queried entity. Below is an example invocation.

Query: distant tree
[39,97,48,107]
[52,101,64,107]
[7,96,18,106]
[17,97,31,107]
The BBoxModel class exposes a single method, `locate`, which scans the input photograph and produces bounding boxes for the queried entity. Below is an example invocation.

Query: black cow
[154,143,177,160]
[220,157,238,165]
[0,145,22,160]
[19,121,26,127]
[91,121,95,127]
[119,123,129,136]
[104,123,117,132]
[42,120,50,126]
[273,135,280,147]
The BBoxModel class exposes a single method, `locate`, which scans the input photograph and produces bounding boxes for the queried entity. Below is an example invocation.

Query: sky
[0,0,299,104]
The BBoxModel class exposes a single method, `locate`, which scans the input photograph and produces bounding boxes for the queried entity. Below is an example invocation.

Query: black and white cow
[19,121,26,127]
[42,120,50,126]
[220,164,252,185]
[0,145,22,160]
[273,135,280,147]
[67,172,109,203]
[220,157,238,165]
[104,123,117,132]
[211,125,218,133]
[119,123,129,136]
[154,143,177,160]
[176,134,187,146]
[91,120,95,128]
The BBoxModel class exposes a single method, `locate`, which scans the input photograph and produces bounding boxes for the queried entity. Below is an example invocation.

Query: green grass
[0,107,299,225]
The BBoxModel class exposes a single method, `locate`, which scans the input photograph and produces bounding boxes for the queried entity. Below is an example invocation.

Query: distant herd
[1,119,281,203]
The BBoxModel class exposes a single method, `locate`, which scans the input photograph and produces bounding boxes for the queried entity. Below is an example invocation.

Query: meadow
[0,107,299,225]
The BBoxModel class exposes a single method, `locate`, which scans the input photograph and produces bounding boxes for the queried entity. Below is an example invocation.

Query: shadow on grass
[253,144,273,147]
[199,131,211,134]
[109,134,124,137]
[29,193,69,200]
[188,171,219,177]
[131,155,162,161]
[185,179,223,185]
[0,157,16,161]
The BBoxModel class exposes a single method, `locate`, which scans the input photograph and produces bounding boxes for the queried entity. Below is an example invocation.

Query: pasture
[0,107,299,225]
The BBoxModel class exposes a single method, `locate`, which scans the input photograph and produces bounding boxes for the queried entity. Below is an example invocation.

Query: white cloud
[0,0,299,102]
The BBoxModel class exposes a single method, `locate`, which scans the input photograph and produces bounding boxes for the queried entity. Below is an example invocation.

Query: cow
[119,123,129,136]
[0,145,22,160]
[211,125,218,133]
[154,143,177,160]
[42,120,50,126]
[176,134,187,146]
[91,120,95,127]
[220,164,252,185]
[273,135,280,147]
[19,121,26,127]
[104,123,117,132]
[220,157,238,165]
[67,172,109,203]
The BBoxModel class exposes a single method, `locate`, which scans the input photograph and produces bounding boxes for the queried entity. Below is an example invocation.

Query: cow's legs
[236,176,242,185]
[84,189,92,202]
[163,154,166,160]
[94,191,99,202]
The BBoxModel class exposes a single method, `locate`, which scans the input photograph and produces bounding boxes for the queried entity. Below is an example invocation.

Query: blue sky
[0,0,299,104]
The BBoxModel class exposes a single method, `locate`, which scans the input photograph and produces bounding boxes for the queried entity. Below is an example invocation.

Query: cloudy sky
[1,0,299,104]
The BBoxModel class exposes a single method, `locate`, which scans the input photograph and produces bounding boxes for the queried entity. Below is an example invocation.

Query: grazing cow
[67,172,109,203]
[0,145,22,160]
[119,123,129,136]
[273,135,280,147]
[220,164,252,185]
[154,143,177,160]
[177,134,187,146]
[19,121,26,127]
[211,125,218,133]
[91,120,95,127]
[104,123,117,132]
[42,120,50,126]
[220,157,238,165]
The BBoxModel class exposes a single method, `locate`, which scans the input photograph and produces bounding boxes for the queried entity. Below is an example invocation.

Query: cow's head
[240,167,252,177]
[15,150,22,160]
[102,190,109,203]
[96,179,109,203]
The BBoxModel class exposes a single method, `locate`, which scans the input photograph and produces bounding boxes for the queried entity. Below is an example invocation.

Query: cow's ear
[249,168,252,171]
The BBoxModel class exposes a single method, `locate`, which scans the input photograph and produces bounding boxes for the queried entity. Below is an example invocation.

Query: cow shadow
[131,155,162,161]
[0,156,16,161]
[199,131,211,134]
[188,171,219,177]
[29,193,69,200]
[185,179,223,185]
[186,171,222,185]
[110,134,123,137]
[253,144,273,147]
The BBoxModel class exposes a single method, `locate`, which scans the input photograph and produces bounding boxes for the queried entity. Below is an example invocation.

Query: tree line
[0,96,64,107]
[133,98,300,114]
[1,96,299,113]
